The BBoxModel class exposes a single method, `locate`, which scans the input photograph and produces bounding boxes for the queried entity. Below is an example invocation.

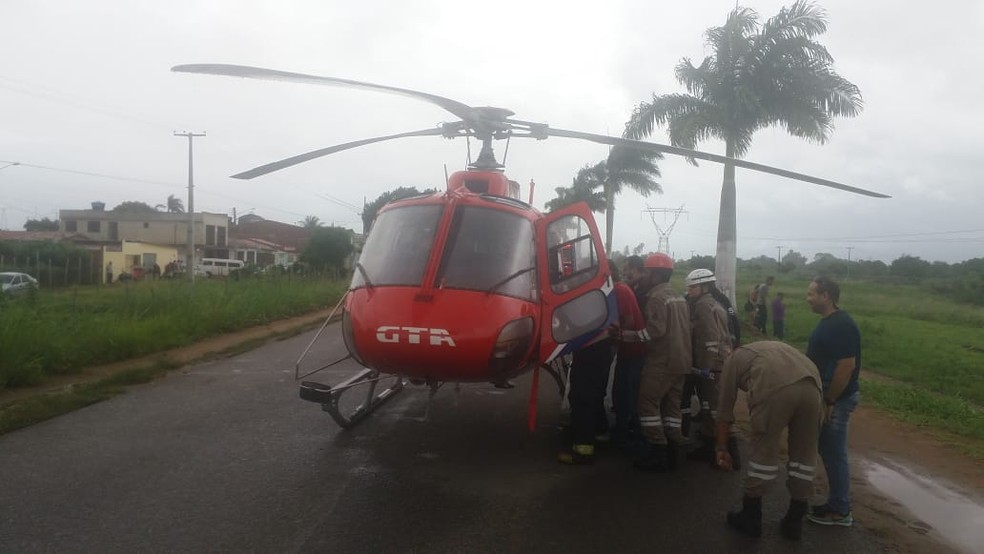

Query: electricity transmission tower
[642,205,687,254]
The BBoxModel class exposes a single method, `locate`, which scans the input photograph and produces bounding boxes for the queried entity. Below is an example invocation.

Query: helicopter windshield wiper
[487,266,535,295]
[355,262,373,289]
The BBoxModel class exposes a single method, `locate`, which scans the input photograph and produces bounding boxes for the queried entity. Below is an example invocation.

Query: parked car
[0,272,39,296]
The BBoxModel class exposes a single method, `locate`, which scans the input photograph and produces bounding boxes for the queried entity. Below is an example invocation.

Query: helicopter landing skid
[299,368,405,429]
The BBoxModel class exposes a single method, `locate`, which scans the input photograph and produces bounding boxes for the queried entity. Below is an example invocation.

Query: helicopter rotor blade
[172,64,478,122]
[545,127,890,199]
[230,127,448,179]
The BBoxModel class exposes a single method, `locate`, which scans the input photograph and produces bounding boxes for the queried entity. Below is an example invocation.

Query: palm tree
[600,146,661,255]
[166,194,184,213]
[625,0,861,302]
[299,215,323,230]
[544,165,606,213]
[545,146,661,254]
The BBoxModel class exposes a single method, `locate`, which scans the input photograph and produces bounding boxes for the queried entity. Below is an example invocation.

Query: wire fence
[0,253,101,287]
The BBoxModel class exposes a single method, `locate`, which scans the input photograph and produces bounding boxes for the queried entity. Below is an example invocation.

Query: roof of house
[231,220,312,250]
[0,231,92,242]
[229,236,297,253]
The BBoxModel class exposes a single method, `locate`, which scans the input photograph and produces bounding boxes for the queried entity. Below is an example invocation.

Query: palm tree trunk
[714,141,738,306]
[604,183,615,256]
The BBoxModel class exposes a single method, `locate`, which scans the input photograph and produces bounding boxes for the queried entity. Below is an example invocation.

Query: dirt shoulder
[847,403,984,553]
[3,313,982,552]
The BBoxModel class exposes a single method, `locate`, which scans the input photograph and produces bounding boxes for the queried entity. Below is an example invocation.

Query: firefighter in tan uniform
[634,253,692,472]
[684,269,738,468]
[715,341,823,541]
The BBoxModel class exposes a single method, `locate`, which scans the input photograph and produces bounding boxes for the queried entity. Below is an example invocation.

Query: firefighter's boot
[727,495,763,538]
[780,499,808,540]
[666,439,687,470]
[727,435,742,470]
[633,442,669,472]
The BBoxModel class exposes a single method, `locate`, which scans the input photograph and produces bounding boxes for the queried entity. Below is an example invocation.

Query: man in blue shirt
[805,276,861,527]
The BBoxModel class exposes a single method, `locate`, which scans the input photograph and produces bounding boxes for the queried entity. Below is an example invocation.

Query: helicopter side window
[435,206,536,301]
[546,215,598,294]
[351,204,443,288]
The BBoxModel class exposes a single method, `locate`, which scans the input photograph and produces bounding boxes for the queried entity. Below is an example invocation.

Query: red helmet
[644,252,674,269]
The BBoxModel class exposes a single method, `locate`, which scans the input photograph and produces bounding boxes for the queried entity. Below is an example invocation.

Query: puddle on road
[865,459,984,553]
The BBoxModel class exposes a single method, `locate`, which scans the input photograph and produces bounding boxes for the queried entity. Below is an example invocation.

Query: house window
[65,220,78,232]
[87,220,101,233]
[206,225,216,246]
[217,226,226,247]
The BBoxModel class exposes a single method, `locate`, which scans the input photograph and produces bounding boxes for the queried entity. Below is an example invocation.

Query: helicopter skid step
[299,368,405,429]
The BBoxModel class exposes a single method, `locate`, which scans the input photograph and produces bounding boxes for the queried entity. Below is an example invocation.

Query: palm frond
[626,94,722,141]
[606,146,662,197]
[760,0,828,41]
[675,58,712,97]
[546,169,607,213]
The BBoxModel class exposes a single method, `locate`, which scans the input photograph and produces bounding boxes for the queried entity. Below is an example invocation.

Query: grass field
[739,275,984,450]
[0,274,347,388]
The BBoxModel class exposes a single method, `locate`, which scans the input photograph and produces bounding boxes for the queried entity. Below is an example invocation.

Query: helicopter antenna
[502,133,512,166]
[444,164,450,188]
[643,204,688,254]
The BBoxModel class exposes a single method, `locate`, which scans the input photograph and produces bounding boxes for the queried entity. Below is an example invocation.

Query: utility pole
[846,246,854,280]
[175,131,205,282]
[777,245,783,272]
[0,162,20,230]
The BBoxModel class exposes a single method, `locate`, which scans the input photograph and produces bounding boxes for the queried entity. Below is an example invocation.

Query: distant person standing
[771,292,787,340]
[755,276,774,333]
[106,261,113,284]
[716,341,823,540]
[805,276,861,527]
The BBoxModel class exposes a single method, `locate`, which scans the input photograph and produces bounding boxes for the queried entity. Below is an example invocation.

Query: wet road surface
[0,325,885,553]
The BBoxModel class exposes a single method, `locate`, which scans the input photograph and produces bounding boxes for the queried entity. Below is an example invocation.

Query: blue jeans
[612,354,644,441]
[818,390,860,513]
[568,339,614,445]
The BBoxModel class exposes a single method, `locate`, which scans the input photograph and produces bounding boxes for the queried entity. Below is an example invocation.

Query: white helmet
[685,268,716,287]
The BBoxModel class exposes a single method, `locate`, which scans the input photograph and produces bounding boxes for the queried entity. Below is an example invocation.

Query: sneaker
[557,444,594,465]
[807,508,853,527]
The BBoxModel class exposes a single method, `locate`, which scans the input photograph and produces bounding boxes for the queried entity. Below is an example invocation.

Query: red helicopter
[173,64,888,429]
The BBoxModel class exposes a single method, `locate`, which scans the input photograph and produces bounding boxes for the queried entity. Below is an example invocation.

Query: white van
[194,258,245,277]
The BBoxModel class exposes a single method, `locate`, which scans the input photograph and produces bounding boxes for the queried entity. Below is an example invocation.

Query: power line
[0,159,182,187]
[747,228,984,242]
[0,74,189,131]
[0,158,340,224]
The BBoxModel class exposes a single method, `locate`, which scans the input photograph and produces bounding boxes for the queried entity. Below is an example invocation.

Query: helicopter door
[535,204,616,364]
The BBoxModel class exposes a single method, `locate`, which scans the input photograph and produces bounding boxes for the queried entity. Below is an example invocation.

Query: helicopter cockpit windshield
[435,206,536,300]
[351,204,443,288]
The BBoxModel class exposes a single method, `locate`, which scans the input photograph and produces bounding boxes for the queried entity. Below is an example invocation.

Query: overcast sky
[1,0,982,264]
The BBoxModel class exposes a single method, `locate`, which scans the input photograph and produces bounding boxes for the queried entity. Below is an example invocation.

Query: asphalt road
[0,324,884,553]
